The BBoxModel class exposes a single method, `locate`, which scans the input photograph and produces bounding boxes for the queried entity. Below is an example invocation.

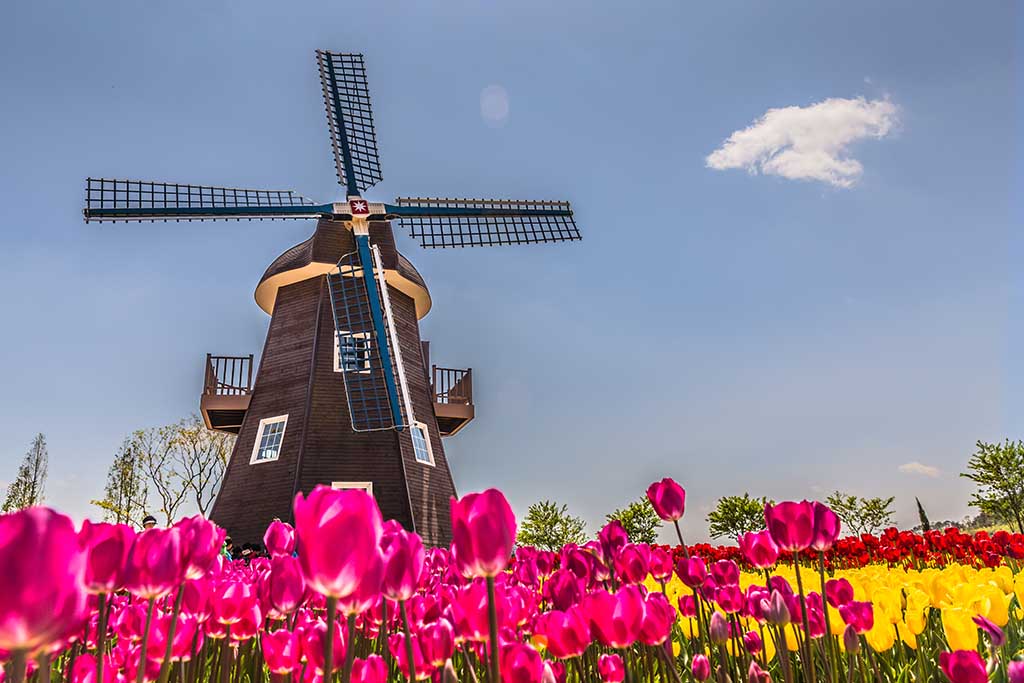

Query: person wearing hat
[142,515,158,530]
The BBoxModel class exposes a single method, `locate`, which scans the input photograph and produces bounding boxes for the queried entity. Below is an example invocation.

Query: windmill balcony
[432,366,474,436]
[200,354,253,434]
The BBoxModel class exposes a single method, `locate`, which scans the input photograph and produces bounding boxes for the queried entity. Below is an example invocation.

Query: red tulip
[79,521,134,593]
[264,519,296,557]
[810,502,841,552]
[739,531,779,569]
[535,608,591,658]
[597,654,625,683]
[692,654,711,681]
[380,522,425,601]
[646,478,686,521]
[262,555,307,618]
[501,643,545,683]
[293,486,384,598]
[764,501,815,552]
[0,507,89,654]
[450,489,516,578]
[125,527,184,600]
[175,516,224,579]
[584,585,645,648]
[419,619,455,667]
[939,651,987,683]
[261,629,300,674]
[352,655,387,683]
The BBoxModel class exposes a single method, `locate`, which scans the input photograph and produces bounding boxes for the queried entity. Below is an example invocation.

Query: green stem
[486,576,501,683]
[672,520,690,558]
[792,560,817,683]
[136,598,156,683]
[218,626,231,683]
[400,600,416,683]
[325,597,338,680]
[157,586,186,683]
[37,653,51,683]
[10,651,28,683]
[817,557,837,683]
[95,593,109,683]
[341,613,357,683]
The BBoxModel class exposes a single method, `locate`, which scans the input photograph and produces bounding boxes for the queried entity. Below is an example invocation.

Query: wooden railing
[204,354,254,396]
[432,366,472,406]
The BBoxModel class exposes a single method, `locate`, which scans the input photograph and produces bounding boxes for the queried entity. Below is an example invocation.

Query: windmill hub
[83,50,582,546]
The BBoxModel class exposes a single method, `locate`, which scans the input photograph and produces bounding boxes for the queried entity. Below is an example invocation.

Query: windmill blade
[386,197,580,248]
[326,250,405,433]
[316,51,383,196]
[83,178,329,222]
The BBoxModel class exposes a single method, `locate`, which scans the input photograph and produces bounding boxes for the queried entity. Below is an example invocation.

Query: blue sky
[0,1,1017,541]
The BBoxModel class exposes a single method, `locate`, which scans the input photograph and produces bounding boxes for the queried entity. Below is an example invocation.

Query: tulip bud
[708,612,730,644]
[763,591,791,626]
[743,630,763,655]
[747,661,771,683]
[842,624,860,654]
[1008,661,1024,683]
[691,654,711,681]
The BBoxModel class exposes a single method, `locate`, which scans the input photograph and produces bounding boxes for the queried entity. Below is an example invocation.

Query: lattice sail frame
[325,250,408,433]
[317,51,383,195]
[393,197,580,248]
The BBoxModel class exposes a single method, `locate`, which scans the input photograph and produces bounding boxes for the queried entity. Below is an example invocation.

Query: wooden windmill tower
[83,51,581,546]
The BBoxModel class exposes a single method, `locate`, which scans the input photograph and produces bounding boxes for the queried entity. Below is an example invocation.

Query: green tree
[516,500,587,550]
[92,437,149,526]
[826,491,895,536]
[707,493,771,540]
[915,497,931,532]
[3,433,49,512]
[960,439,1024,533]
[606,498,662,544]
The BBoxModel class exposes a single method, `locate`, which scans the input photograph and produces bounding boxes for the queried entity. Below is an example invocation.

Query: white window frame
[331,481,374,496]
[250,414,288,465]
[410,421,435,467]
[334,331,372,374]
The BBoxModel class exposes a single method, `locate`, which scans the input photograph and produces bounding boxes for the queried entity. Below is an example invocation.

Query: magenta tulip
[648,547,673,580]
[293,486,384,598]
[597,654,625,683]
[543,569,583,611]
[597,520,629,561]
[387,633,427,680]
[450,489,516,578]
[263,519,296,557]
[336,550,383,616]
[638,592,675,645]
[352,655,387,683]
[710,559,740,586]
[501,643,544,683]
[262,555,307,618]
[149,613,200,661]
[825,578,854,608]
[810,502,841,551]
[181,578,212,623]
[972,615,1006,647]
[939,651,987,683]
[692,654,711,681]
[535,608,591,658]
[304,619,347,674]
[261,629,300,674]
[125,527,184,600]
[675,556,707,588]
[738,531,779,569]
[450,579,491,642]
[716,585,745,614]
[211,580,257,625]
[584,585,645,649]
[708,611,730,644]
[614,544,650,584]
[646,478,686,521]
[380,522,425,601]
[764,501,815,552]
[838,601,874,634]
[743,630,763,655]
[175,516,224,580]
[0,507,89,655]
[419,619,455,667]
[79,521,134,593]
[1008,662,1024,683]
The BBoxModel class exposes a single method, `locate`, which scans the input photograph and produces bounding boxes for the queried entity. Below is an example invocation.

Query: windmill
[83,51,581,546]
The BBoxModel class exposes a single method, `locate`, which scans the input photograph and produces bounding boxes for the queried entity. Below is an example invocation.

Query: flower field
[2,479,1023,683]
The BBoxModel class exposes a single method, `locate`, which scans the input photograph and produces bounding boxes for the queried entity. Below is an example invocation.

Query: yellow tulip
[942,607,979,651]
[896,621,917,650]
[865,620,896,652]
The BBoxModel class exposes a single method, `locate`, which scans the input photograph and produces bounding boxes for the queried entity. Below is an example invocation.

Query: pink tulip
[380,522,425,601]
[450,579,490,642]
[211,580,257,625]
[838,601,874,634]
[584,585,645,648]
[293,486,384,598]
[79,521,134,593]
[739,531,779,569]
[262,555,307,619]
[810,502,841,551]
[543,569,583,611]
[304,619,347,674]
[710,560,740,586]
[264,519,296,557]
[675,556,707,588]
[691,654,711,681]
[387,633,427,680]
[614,544,651,584]
[535,608,591,658]
[450,489,517,578]
[419,619,455,667]
[181,579,212,623]
[124,527,184,600]
[764,501,815,552]
[261,629,300,674]
[716,585,745,614]
[708,611,730,644]
[646,478,686,521]
[939,651,987,683]
[748,660,771,683]
[352,655,387,683]
[597,521,629,561]
[638,592,675,646]
[743,630,763,655]
[1008,662,1024,683]
[175,516,225,580]
[597,654,625,683]
[648,547,674,580]
[149,613,200,661]
[825,578,854,608]
[0,507,89,654]
[972,615,1006,647]
[336,551,383,616]
[501,643,544,683]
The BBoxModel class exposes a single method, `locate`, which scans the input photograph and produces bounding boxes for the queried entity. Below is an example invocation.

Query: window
[411,422,434,466]
[250,415,288,464]
[332,481,373,496]
[334,332,372,373]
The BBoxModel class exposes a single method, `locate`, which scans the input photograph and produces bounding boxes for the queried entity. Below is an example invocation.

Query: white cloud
[480,85,510,127]
[898,461,941,478]
[706,97,898,188]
